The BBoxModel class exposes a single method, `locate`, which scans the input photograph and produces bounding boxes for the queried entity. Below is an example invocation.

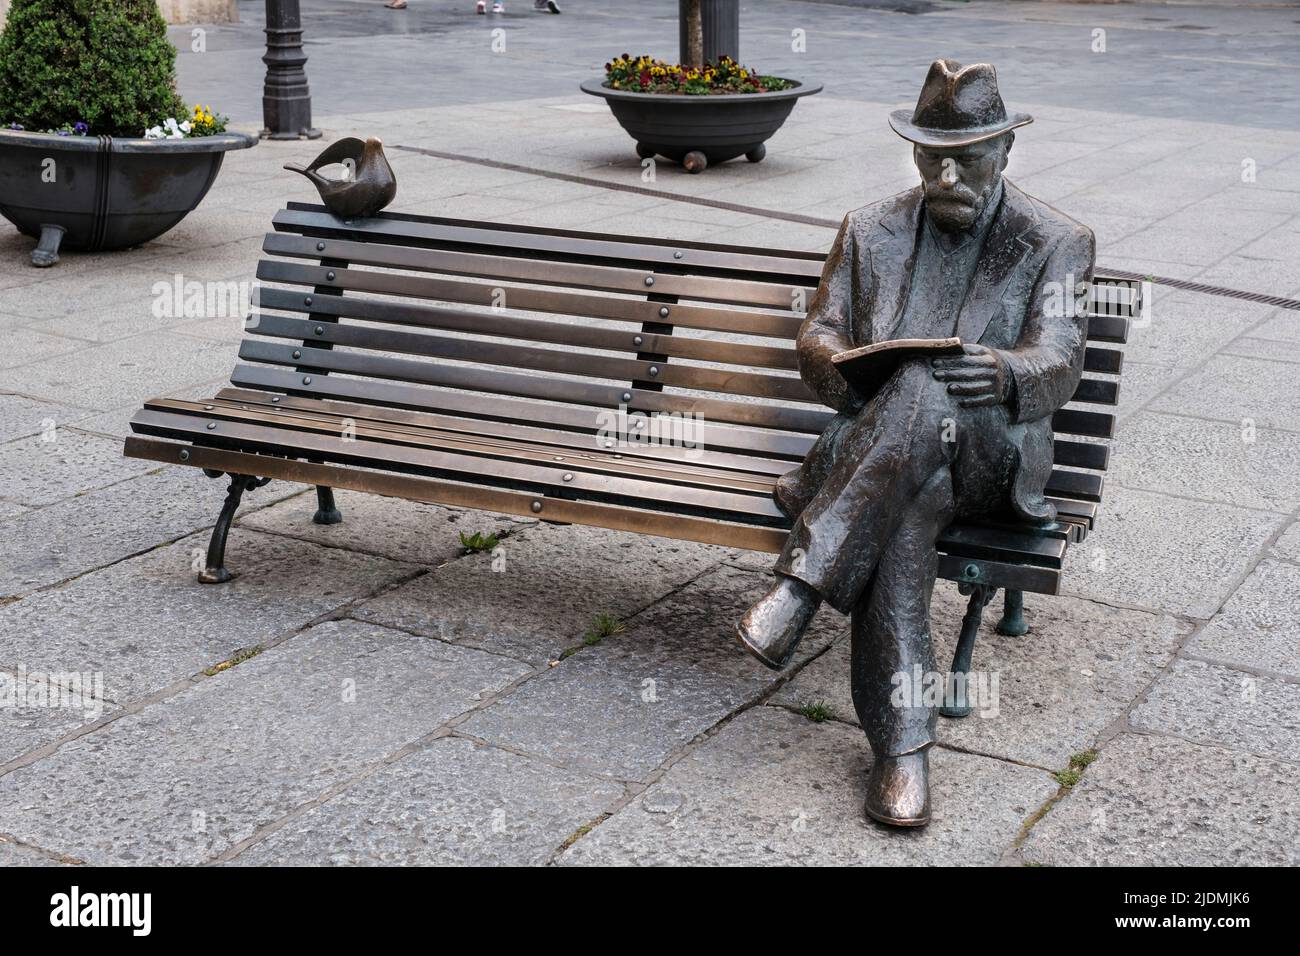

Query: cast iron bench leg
[941,584,995,719]
[996,588,1028,635]
[313,486,343,525]
[198,473,268,584]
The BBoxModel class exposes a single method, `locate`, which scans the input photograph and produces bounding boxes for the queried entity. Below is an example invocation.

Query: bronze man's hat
[889,59,1032,148]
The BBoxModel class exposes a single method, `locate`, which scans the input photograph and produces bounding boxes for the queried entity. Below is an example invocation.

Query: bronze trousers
[774,360,1020,757]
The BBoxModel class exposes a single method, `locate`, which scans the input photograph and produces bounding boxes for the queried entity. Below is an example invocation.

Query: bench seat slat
[130,408,787,522]
[227,366,826,456]
[125,435,795,554]
[936,524,1067,569]
[213,388,798,476]
[145,398,782,494]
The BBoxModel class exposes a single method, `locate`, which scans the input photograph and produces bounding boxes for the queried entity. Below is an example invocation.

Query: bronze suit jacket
[797,180,1097,522]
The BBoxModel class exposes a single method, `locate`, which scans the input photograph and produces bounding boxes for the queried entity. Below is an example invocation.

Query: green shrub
[0,0,186,137]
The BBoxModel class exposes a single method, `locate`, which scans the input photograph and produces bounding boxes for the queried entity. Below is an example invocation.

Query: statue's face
[913,135,1010,232]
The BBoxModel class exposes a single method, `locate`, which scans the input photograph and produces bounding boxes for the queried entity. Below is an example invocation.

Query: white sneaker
[492,1,504,11]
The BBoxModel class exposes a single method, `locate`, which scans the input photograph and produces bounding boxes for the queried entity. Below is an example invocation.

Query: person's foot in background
[534,0,562,12]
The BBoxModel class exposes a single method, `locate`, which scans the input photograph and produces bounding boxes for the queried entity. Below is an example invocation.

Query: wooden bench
[123,201,1131,705]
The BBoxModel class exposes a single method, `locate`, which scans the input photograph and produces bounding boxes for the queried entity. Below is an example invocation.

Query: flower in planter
[604,53,791,95]
[187,104,229,137]
[144,117,192,140]
[141,108,227,140]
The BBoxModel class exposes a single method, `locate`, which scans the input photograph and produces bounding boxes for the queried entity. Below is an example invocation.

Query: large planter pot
[0,129,256,266]
[580,78,822,173]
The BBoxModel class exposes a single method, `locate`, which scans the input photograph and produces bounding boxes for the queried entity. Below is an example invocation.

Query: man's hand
[931,344,1012,408]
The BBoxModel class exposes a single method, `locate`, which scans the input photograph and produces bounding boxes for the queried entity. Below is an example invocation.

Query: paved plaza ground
[1,0,1299,865]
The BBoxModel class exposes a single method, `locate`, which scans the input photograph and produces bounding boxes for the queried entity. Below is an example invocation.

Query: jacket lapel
[866,188,924,344]
[956,181,1038,345]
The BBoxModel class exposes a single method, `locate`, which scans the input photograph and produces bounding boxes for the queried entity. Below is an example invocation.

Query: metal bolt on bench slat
[531,500,543,513]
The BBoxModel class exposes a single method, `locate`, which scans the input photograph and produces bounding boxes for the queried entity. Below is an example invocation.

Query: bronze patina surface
[285,136,396,219]
[737,59,1097,828]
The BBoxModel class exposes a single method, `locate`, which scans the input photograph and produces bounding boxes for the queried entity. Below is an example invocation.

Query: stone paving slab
[231,736,623,866]
[0,468,301,599]
[1060,484,1285,619]
[1222,336,1300,365]
[1019,733,1300,867]
[0,392,88,444]
[1273,524,1300,563]
[1130,657,1300,763]
[0,328,83,371]
[774,588,1188,770]
[0,331,237,412]
[352,522,730,665]
[1108,410,1300,514]
[57,377,232,441]
[456,561,847,781]
[0,837,68,867]
[458,636,765,782]
[560,706,1058,866]
[1244,311,1300,347]
[1151,354,1300,435]
[0,619,531,865]
[605,562,846,681]
[239,489,537,568]
[1123,292,1271,371]
[1186,559,1300,680]
[0,428,157,510]
[0,529,416,704]
[0,268,168,323]
[0,670,116,767]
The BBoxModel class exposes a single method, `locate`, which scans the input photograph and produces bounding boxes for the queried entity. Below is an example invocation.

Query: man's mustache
[926,186,978,206]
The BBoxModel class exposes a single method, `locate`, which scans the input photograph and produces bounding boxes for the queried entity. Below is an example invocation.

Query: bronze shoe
[735,575,820,670]
[864,748,931,827]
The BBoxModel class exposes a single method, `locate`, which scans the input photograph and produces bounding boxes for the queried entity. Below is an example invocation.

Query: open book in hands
[831,337,964,400]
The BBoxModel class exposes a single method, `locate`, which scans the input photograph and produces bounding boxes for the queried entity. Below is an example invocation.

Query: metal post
[262,0,321,140]
[679,0,739,66]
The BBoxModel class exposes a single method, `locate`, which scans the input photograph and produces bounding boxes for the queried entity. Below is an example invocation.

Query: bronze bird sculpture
[284,136,397,220]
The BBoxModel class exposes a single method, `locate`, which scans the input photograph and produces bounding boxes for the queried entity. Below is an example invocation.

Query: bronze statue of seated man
[736,59,1095,828]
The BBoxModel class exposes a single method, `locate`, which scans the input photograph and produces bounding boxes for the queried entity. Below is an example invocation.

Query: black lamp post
[679,0,739,66]
[262,0,321,140]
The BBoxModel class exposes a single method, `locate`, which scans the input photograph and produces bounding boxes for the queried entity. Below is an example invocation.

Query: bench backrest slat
[243,204,1129,503]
